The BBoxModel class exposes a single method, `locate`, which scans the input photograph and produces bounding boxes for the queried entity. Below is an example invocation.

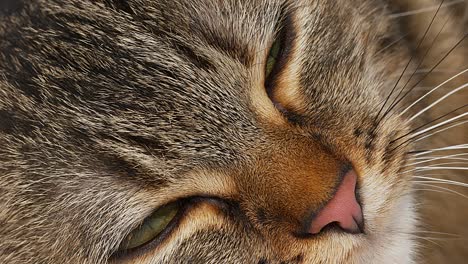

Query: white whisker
[414,120,468,142]
[413,176,468,188]
[389,0,464,18]
[413,188,451,195]
[408,83,468,122]
[413,236,463,241]
[420,162,468,167]
[413,157,468,161]
[413,182,468,198]
[417,237,442,247]
[414,166,468,171]
[412,230,460,237]
[400,164,468,174]
[428,157,468,161]
[400,69,468,116]
[406,158,468,167]
[410,112,468,138]
[407,153,468,165]
[412,144,468,156]
[414,172,468,178]
[414,180,467,187]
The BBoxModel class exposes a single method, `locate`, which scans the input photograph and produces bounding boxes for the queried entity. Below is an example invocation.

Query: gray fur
[0,0,466,263]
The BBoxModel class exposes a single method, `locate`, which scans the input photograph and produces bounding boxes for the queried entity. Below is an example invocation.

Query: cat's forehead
[141,0,397,119]
[145,0,389,66]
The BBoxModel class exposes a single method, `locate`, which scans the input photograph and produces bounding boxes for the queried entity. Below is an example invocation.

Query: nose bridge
[241,137,346,232]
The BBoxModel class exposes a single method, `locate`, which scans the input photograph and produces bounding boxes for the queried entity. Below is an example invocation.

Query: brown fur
[0,0,466,263]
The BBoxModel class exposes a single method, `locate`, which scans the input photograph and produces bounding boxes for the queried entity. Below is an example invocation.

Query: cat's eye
[264,23,291,92]
[119,202,180,251]
[265,38,281,79]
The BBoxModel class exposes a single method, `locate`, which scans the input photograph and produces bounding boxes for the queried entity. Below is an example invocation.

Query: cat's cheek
[356,171,417,263]
[365,194,417,263]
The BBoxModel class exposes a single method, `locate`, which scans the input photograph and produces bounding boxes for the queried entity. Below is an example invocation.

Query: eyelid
[111,196,233,262]
[121,202,180,250]
[265,39,281,78]
[111,200,189,261]
[264,13,294,98]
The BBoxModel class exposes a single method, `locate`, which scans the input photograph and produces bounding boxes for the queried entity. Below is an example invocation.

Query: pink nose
[309,170,364,234]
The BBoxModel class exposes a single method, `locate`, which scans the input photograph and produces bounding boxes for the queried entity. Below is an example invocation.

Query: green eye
[265,39,281,79]
[120,202,180,250]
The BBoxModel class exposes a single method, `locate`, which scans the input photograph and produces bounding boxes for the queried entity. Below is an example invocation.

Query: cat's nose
[307,170,364,234]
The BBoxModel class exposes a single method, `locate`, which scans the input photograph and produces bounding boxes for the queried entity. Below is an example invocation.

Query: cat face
[1,0,465,263]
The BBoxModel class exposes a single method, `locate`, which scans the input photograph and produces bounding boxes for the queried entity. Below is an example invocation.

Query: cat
[0,0,466,263]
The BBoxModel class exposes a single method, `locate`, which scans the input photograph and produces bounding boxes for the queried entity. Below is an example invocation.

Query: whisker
[413,176,468,188]
[420,162,468,167]
[406,153,468,166]
[414,119,468,142]
[387,228,463,247]
[408,144,468,156]
[408,83,468,122]
[373,0,446,127]
[413,166,468,172]
[390,112,467,153]
[389,0,464,18]
[414,172,468,178]
[414,187,456,196]
[414,157,468,162]
[412,86,460,92]
[395,104,467,143]
[413,182,468,198]
[411,154,468,160]
[399,69,468,116]
[384,33,468,117]
[413,236,463,241]
[375,34,408,55]
[385,15,450,119]
[416,236,443,247]
[388,69,465,78]
[409,112,467,138]
[403,158,468,168]
[412,68,467,74]
[414,180,468,188]
[402,163,468,174]
[412,230,461,237]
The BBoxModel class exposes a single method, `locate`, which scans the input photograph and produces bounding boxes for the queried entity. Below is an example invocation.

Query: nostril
[308,169,364,235]
[318,221,347,234]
